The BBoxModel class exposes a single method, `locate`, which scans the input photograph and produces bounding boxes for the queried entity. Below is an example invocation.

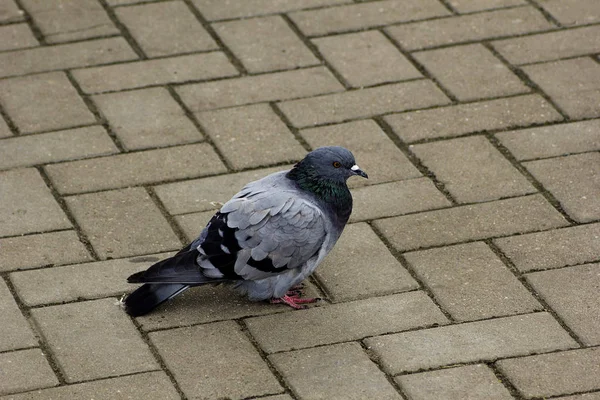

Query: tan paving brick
[0,72,96,134]
[93,87,203,150]
[523,57,600,119]
[290,0,450,36]
[0,23,37,51]
[365,312,577,374]
[72,52,238,94]
[21,0,117,43]
[174,210,215,240]
[1,371,179,400]
[312,30,422,88]
[270,342,402,400]
[278,80,450,128]
[350,178,451,222]
[494,223,600,273]
[214,15,318,73]
[0,280,36,352]
[386,6,554,51]
[154,165,288,215]
[0,230,91,272]
[0,0,25,23]
[374,194,568,252]
[46,143,226,194]
[526,263,600,346]
[404,242,540,321]
[65,187,181,259]
[10,253,173,307]
[448,0,525,13]
[0,349,58,396]
[116,1,217,57]
[497,348,600,398]
[0,37,137,78]
[411,136,535,203]
[0,126,118,170]
[31,298,158,383]
[196,103,307,169]
[537,0,600,26]
[414,44,528,101]
[317,223,418,302]
[0,168,71,237]
[492,25,600,65]
[300,119,421,188]
[192,0,347,20]
[524,152,600,222]
[396,364,513,400]
[385,94,562,143]
[176,66,344,112]
[150,321,283,399]
[246,291,449,353]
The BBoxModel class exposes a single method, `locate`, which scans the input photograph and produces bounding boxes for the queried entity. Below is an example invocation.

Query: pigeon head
[291,146,368,183]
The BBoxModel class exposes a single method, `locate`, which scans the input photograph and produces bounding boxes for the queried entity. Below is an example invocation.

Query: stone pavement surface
[0,0,599,398]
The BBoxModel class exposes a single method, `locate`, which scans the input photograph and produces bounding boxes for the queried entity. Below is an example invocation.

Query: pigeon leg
[270,294,320,309]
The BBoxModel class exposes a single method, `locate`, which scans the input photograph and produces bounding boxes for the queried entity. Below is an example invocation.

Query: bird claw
[270,294,320,309]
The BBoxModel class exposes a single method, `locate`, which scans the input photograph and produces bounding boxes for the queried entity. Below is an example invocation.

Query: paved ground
[1,0,599,399]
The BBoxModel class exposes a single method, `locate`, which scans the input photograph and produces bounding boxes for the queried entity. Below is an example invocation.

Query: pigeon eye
[332,161,341,168]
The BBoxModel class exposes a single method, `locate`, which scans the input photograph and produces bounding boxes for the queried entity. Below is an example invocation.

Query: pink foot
[270,294,320,309]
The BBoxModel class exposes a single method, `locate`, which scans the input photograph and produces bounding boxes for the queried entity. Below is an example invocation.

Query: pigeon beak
[351,164,368,179]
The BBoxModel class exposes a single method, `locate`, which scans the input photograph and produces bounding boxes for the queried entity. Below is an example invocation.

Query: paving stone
[0,349,58,396]
[414,44,528,101]
[448,0,525,13]
[411,136,535,203]
[496,120,600,161]
[155,165,289,215]
[349,178,451,222]
[373,194,568,252]
[0,0,24,23]
[497,348,600,398]
[31,298,158,383]
[396,364,513,400]
[191,0,347,20]
[404,242,540,321]
[494,223,600,272]
[174,210,214,240]
[0,230,91,272]
[492,25,600,65]
[0,72,96,134]
[316,223,418,302]
[149,321,283,399]
[93,87,203,150]
[384,94,562,143]
[10,252,173,307]
[536,0,600,26]
[524,152,600,222]
[270,342,402,400]
[21,0,117,43]
[246,291,448,353]
[214,15,318,73]
[46,143,226,194]
[0,168,71,237]
[115,1,217,57]
[523,57,600,119]
[64,187,181,259]
[385,6,554,51]
[526,263,600,346]
[1,371,179,400]
[290,0,450,36]
[312,30,422,88]
[196,104,307,169]
[0,126,118,170]
[278,80,451,128]
[72,52,238,94]
[300,119,421,188]
[0,38,137,78]
[364,312,577,374]
[0,280,37,352]
[0,23,38,51]
[176,66,344,112]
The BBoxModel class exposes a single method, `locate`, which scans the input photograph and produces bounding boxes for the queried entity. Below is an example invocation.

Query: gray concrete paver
[0,349,58,396]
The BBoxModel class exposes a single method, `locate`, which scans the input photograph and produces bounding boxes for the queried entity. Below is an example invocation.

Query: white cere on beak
[351,165,360,171]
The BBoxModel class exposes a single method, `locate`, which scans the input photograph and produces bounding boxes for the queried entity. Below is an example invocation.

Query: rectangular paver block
[364,312,577,374]
[0,349,58,396]
[0,0,25,23]
[0,23,38,51]
[149,321,283,399]
[536,0,600,26]
[0,280,37,352]
[191,0,347,20]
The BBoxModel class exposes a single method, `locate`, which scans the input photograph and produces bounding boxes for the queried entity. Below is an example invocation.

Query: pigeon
[123,146,368,316]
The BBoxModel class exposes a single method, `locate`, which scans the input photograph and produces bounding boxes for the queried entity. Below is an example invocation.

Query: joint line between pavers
[97,0,148,60]
[269,102,313,152]
[521,256,600,275]
[358,339,412,400]
[525,0,563,28]
[12,0,46,45]
[144,185,190,247]
[487,361,526,399]
[0,102,20,136]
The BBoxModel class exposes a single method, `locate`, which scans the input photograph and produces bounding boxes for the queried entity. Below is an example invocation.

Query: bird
[123,146,368,316]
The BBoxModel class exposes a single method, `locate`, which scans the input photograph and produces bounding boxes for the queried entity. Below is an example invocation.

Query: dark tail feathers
[123,283,189,317]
